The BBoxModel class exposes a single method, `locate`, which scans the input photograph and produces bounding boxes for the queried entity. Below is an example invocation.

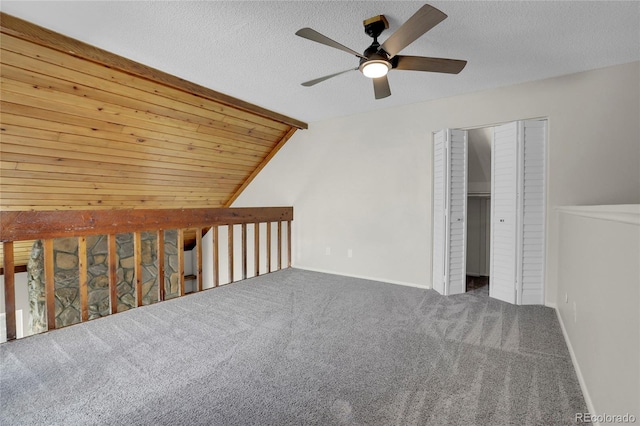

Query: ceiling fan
[295,4,467,100]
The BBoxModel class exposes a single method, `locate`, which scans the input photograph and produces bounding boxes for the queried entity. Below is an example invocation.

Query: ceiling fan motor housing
[360,43,388,63]
[360,14,391,76]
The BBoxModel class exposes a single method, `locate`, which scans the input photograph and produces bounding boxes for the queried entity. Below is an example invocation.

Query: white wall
[0,272,30,341]
[556,205,639,420]
[467,127,492,194]
[233,61,640,303]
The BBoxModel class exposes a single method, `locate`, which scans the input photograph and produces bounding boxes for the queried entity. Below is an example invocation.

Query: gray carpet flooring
[0,268,588,425]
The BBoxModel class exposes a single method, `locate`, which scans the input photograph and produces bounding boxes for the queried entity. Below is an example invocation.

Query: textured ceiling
[1,1,639,123]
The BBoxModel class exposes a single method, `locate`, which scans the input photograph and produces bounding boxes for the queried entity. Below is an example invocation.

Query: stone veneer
[27,240,46,334]
[27,231,181,332]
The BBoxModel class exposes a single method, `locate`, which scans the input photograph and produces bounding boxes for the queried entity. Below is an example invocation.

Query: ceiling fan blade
[301,68,357,87]
[372,75,391,99]
[393,56,467,74]
[379,4,447,58]
[296,28,367,60]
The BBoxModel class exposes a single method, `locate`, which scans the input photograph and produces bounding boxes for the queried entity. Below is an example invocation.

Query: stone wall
[27,240,46,334]
[164,230,180,299]
[27,230,182,331]
[52,237,81,326]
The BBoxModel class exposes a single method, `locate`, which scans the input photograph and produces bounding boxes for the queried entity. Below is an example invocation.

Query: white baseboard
[293,266,429,289]
[554,307,598,425]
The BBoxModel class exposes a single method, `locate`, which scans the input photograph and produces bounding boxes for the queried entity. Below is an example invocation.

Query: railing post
[196,228,203,292]
[134,232,143,307]
[157,230,165,301]
[228,224,234,283]
[178,229,185,296]
[266,222,272,273]
[78,236,89,322]
[3,242,16,341]
[254,223,260,277]
[277,221,282,271]
[242,223,247,280]
[287,220,292,268]
[44,239,56,330]
[108,234,118,314]
[213,225,219,288]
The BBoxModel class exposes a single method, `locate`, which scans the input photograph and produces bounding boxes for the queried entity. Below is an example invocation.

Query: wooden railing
[0,207,293,342]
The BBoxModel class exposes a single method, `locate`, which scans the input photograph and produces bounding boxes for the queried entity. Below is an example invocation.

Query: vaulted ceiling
[2,1,638,123]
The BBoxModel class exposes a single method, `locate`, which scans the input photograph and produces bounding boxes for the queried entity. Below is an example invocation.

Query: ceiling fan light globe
[361,60,390,78]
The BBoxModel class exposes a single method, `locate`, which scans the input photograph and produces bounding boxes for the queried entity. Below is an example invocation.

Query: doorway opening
[466,127,492,294]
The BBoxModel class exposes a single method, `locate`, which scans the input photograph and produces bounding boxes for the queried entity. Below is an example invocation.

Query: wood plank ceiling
[0,13,307,271]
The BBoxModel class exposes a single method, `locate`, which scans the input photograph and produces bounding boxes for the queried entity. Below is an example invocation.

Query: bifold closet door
[432,131,446,294]
[490,120,546,304]
[518,120,546,304]
[432,129,467,296]
[490,122,519,303]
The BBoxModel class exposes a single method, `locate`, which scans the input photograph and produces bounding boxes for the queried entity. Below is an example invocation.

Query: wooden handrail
[1,207,293,342]
[2,241,16,341]
[0,207,292,241]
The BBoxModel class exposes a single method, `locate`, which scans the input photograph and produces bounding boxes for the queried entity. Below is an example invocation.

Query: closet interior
[466,127,492,292]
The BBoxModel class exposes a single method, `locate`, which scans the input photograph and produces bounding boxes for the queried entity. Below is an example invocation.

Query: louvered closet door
[432,129,467,296]
[432,131,446,294]
[518,120,546,304]
[490,122,519,303]
[446,130,467,295]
